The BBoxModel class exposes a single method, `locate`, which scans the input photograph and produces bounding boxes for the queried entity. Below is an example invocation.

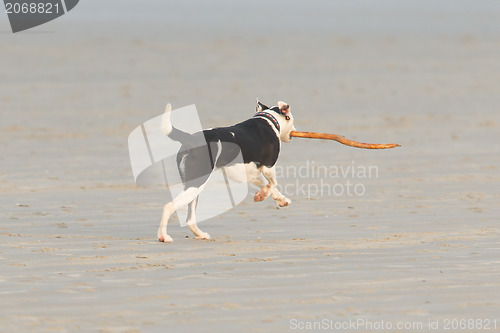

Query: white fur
[161,103,173,136]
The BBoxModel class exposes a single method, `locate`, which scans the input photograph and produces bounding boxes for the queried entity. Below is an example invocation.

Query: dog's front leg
[270,187,292,207]
[262,166,292,207]
[252,173,268,202]
[254,166,291,207]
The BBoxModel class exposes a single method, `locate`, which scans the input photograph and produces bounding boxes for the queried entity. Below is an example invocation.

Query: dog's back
[177,118,279,190]
[203,118,280,168]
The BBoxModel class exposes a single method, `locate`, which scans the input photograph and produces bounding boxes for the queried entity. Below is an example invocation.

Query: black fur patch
[176,118,280,190]
[204,118,280,167]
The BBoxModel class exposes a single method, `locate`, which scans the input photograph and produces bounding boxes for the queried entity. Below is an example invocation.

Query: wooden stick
[290,131,401,149]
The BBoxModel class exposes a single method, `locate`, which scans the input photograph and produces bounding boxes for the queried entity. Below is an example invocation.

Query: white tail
[161,103,173,135]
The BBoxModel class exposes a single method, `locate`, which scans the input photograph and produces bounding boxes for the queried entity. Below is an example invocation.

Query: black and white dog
[157,100,296,242]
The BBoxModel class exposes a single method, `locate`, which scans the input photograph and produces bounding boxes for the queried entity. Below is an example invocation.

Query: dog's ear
[278,101,291,120]
[278,101,290,113]
[256,98,269,112]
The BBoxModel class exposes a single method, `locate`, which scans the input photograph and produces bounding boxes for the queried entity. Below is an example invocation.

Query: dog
[157,100,296,242]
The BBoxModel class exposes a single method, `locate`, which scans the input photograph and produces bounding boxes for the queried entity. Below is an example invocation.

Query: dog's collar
[254,111,280,132]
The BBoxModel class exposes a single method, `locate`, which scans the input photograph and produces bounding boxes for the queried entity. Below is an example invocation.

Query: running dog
[157,100,295,242]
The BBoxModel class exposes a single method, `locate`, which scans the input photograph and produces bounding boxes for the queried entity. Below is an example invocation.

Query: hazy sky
[81,0,500,35]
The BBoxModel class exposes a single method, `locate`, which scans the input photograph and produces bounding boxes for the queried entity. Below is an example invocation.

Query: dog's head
[256,99,296,143]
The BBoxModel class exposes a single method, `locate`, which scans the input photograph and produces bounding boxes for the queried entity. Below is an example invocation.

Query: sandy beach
[1,1,499,332]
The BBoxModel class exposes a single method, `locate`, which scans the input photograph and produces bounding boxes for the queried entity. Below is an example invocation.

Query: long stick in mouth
[290,131,401,149]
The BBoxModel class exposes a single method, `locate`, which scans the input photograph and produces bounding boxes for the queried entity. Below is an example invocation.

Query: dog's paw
[254,191,266,202]
[158,232,173,243]
[195,232,211,240]
[277,197,292,208]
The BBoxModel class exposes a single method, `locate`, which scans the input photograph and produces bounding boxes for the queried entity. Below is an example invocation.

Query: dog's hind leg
[157,186,206,243]
[157,201,174,243]
[186,195,211,240]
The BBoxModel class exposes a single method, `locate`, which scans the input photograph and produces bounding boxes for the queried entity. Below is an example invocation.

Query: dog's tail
[161,103,194,143]
[161,104,174,135]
